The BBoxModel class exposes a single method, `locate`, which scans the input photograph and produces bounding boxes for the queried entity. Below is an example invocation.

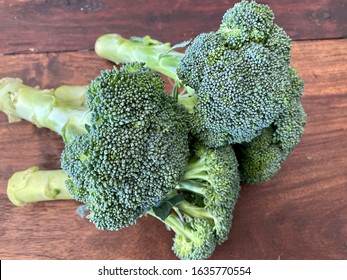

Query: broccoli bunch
[0,0,307,260]
[60,63,191,230]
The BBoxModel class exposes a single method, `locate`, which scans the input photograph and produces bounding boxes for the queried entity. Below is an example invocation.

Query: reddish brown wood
[0,51,113,88]
[0,0,346,55]
[0,39,347,260]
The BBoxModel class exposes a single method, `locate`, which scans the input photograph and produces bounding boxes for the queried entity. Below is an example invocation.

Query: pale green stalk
[95,34,183,81]
[7,167,73,206]
[0,78,90,143]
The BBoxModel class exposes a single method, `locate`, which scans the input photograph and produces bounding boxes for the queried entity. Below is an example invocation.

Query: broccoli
[3,67,240,259]
[169,144,240,259]
[0,78,88,143]
[1,63,191,231]
[60,63,191,231]
[95,0,305,148]
[7,144,240,260]
[0,0,306,260]
[235,72,307,184]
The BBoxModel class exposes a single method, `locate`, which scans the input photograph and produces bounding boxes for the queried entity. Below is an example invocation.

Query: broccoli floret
[149,144,240,259]
[177,0,300,146]
[235,126,284,184]
[235,100,306,184]
[167,214,217,260]
[61,63,191,230]
[0,78,89,143]
[178,36,295,146]
[219,0,287,52]
[95,0,304,149]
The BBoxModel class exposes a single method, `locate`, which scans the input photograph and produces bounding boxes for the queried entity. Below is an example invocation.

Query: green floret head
[273,101,307,152]
[220,0,291,63]
[219,0,275,47]
[235,101,307,184]
[61,134,92,203]
[172,216,217,260]
[235,126,284,184]
[149,144,240,259]
[61,63,191,230]
[189,39,294,145]
[177,0,299,147]
[180,144,240,244]
[286,67,305,102]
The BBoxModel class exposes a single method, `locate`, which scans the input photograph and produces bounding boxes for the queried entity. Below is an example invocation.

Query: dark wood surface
[0,0,347,260]
[1,0,346,55]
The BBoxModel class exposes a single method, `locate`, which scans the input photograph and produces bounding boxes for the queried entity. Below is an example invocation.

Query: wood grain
[0,38,346,260]
[0,0,346,55]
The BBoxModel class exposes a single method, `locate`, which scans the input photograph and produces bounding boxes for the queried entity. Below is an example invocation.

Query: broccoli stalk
[7,167,72,206]
[0,78,89,143]
[95,34,183,82]
[95,34,195,96]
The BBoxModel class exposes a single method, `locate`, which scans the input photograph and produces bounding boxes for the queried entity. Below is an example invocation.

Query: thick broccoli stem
[7,167,73,206]
[95,34,182,81]
[0,78,89,143]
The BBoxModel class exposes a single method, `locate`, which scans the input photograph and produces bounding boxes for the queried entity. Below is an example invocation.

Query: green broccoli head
[177,0,302,147]
[61,63,191,230]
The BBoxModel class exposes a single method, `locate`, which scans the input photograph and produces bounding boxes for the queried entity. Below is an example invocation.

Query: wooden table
[0,0,346,260]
